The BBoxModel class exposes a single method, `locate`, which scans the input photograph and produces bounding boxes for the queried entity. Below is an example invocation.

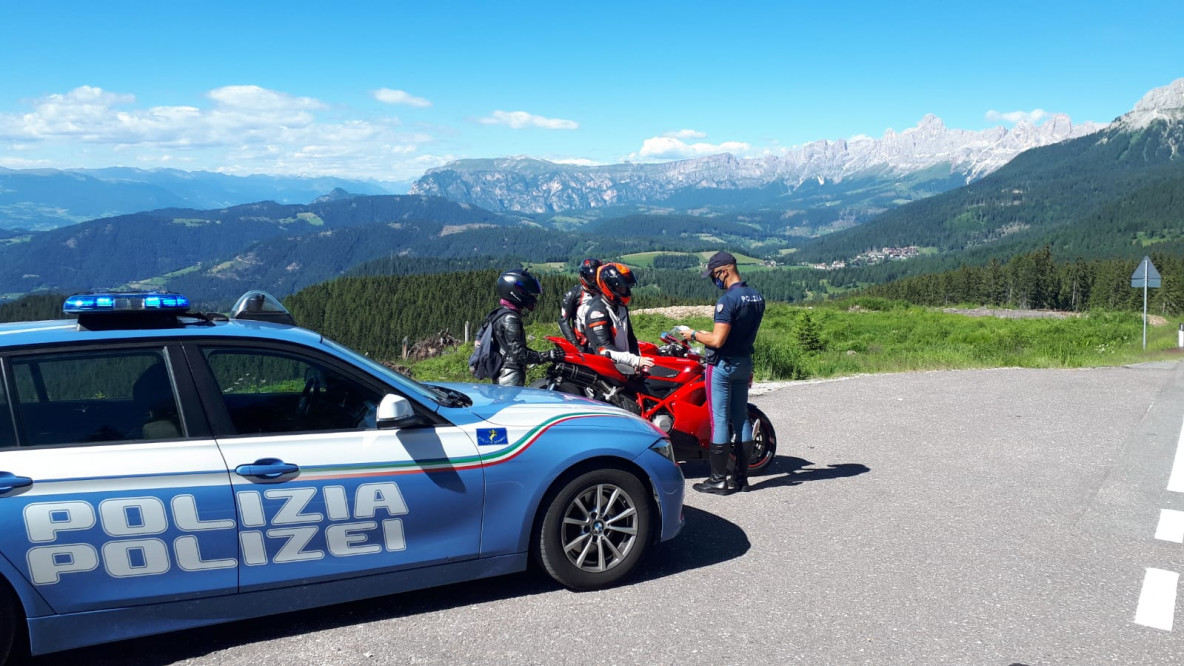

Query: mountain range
[408,113,1105,228]
[0,167,395,230]
[0,79,1181,309]
[793,80,1184,268]
[0,97,1109,236]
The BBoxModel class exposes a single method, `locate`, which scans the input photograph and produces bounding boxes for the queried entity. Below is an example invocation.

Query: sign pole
[1131,256,1161,352]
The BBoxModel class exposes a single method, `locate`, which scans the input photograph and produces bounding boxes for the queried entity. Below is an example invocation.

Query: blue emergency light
[63,291,191,315]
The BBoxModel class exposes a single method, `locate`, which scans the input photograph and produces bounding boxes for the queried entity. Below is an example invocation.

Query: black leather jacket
[558,284,593,346]
[493,307,543,374]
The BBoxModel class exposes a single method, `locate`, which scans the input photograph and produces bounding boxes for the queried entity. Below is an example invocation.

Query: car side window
[10,349,183,447]
[202,347,382,435]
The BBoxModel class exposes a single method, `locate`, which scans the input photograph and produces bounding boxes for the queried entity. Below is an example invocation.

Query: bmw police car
[0,290,684,659]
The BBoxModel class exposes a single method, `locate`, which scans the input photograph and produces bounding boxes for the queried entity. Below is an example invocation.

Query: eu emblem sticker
[478,428,508,447]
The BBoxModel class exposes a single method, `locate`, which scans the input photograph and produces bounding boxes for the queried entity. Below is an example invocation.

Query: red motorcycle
[529,332,777,473]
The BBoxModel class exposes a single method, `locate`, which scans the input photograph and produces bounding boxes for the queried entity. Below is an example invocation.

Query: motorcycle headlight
[650,439,676,464]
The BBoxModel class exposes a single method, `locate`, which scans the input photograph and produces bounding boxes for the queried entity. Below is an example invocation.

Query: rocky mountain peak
[1118,78,1184,129]
[312,187,356,204]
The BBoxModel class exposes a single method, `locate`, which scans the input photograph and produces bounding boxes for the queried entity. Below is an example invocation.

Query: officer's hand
[545,348,566,363]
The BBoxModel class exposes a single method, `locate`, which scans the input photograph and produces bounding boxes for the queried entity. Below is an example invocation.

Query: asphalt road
[29,363,1184,665]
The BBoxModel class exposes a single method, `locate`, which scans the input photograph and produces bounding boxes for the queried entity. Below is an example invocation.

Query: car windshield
[321,338,445,406]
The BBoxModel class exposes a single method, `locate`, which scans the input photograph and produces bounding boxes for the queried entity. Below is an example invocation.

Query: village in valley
[807,245,921,270]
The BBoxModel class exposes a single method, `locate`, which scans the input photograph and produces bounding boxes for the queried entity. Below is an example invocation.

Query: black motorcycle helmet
[497,268,543,311]
[596,263,636,306]
[578,257,603,293]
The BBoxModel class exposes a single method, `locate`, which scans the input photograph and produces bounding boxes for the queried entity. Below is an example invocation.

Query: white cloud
[664,129,706,139]
[0,154,54,169]
[634,135,751,160]
[478,110,578,130]
[0,85,438,180]
[374,88,432,107]
[207,85,324,111]
[985,108,1049,124]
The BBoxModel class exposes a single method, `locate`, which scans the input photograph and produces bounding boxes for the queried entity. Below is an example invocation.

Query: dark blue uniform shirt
[713,281,765,359]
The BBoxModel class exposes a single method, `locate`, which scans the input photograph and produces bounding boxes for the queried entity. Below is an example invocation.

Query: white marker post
[1131,256,1161,351]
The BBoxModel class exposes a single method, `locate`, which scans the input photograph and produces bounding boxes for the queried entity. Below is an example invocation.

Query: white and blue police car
[0,290,684,659]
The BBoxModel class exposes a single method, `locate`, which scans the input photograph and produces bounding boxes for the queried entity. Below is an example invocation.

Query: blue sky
[1,0,1182,185]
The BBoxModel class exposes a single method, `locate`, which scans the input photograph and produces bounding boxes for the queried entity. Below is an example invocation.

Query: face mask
[712,273,726,290]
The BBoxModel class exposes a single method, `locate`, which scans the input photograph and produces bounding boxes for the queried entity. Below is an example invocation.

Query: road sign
[1132,256,1162,350]
[1132,256,1162,288]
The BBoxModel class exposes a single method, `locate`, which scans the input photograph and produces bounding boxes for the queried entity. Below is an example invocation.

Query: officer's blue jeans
[705,356,753,446]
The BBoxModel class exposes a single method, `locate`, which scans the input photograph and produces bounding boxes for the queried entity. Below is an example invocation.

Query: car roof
[0,316,325,350]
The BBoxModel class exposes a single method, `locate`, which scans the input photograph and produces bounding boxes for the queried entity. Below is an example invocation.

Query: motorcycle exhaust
[549,362,600,387]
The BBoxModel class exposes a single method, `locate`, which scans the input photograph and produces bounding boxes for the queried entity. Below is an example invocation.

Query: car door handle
[0,471,34,494]
[235,458,299,480]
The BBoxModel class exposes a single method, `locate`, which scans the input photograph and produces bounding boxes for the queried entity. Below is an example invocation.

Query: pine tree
[795,311,826,353]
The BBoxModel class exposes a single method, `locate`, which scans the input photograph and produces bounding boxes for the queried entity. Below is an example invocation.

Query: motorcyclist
[579,263,654,373]
[491,268,562,386]
[558,257,601,347]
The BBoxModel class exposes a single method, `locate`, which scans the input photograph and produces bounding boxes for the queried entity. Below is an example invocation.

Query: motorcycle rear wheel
[746,404,777,474]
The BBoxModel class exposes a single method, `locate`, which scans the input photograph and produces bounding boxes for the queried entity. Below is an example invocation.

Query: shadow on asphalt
[26,506,744,666]
[682,455,870,492]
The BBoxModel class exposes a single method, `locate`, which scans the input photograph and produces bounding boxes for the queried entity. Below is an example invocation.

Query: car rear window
[10,349,183,446]
[0,369,14,449]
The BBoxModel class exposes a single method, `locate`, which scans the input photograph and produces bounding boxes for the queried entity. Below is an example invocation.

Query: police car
[0,290,684,659]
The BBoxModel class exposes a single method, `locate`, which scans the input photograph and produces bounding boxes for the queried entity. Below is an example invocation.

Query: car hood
[432,381,644,428]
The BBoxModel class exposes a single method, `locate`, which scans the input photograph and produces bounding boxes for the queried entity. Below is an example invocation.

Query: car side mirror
[376,394,421,429]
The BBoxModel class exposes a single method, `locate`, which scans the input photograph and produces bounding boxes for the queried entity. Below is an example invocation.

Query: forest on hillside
[284,269,700,360]
[861,247,1184,315]
[793,123,1184,271]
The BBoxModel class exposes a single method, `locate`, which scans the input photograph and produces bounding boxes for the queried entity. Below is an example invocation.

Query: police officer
[558,258,601,347]
[492,268,562,386]
[679,251,765,494]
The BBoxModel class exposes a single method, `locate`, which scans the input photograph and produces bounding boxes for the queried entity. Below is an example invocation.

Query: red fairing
[535,332,774,472]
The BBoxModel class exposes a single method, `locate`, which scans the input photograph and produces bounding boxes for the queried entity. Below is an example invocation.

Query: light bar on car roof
[63,291,191,315]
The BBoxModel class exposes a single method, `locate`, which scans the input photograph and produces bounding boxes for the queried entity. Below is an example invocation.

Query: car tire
[746,404,777,474]
[537,468,651,590]
[0,583,23,664]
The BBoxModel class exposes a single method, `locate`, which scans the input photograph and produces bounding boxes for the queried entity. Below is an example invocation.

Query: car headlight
[650,439,676,463]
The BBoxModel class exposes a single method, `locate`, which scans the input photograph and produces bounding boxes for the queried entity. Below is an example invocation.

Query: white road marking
[1155,509,1184,543]
[1167,414,1184,492]
[1135,568,1179,631]
[1134,404,1184,631]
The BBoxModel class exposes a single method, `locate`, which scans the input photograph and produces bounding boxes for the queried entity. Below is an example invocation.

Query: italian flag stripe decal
[305,411,606,480]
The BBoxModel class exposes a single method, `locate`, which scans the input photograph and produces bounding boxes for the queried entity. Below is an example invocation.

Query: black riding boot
[729,440,754,492]
[693,443,733,495]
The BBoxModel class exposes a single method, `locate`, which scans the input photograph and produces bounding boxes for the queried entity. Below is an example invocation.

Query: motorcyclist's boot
[728,440,754,493]
[693,443,733,495]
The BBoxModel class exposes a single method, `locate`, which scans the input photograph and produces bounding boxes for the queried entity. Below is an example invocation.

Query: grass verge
[406,298,1184,384]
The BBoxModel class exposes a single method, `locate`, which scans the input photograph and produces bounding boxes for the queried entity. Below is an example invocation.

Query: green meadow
[408,297,1182,384]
